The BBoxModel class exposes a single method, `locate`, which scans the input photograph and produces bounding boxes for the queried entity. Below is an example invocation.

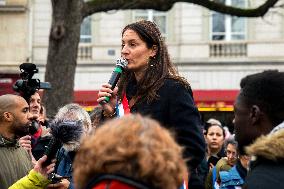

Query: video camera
[13,63,51,135]
[13,63,51,101]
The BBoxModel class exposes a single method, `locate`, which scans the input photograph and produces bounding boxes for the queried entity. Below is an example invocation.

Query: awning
[73,90,99,111]
[193,90,239,111]
[73,90,239,112]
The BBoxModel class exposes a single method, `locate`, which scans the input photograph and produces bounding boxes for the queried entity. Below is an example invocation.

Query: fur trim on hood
[246,129,284,161]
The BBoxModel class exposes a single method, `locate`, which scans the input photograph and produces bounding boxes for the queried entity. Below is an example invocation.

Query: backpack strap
[212,167,217,189]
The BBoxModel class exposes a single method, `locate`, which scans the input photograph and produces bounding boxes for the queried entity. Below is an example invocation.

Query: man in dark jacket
[0,94,34,188]
[233,70,284,189]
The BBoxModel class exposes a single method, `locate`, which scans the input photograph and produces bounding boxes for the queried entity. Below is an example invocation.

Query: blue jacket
[56,148,75,189]
[220,166,244,189]
[219,166,244,189]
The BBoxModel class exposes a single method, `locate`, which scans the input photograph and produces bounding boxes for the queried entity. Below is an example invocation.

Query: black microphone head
[49,120,84,144]
[116,58,128,68]
[19,63,38,72]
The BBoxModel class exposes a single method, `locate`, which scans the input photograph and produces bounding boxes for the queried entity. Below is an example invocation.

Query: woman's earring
[149,57,154,67]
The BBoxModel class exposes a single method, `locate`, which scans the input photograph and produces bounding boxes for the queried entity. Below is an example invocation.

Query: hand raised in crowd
[8,155,56,189]
[209,162,214,170]
[97,84,118,116]
[34,155,55,178]
[19,135,37,165]
[36,156,71,189]
[19,135,32,151]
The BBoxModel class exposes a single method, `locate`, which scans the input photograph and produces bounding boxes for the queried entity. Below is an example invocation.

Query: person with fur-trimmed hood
[233,70,284,189]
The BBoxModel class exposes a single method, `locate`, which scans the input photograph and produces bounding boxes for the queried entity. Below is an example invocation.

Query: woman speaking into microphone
[97,20,206,188]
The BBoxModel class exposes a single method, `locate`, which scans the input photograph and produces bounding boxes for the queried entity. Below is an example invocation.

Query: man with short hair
[234,70,284,189]
[0,94,34,188]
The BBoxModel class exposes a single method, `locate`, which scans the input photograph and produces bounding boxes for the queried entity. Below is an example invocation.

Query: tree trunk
[43,0,83,117]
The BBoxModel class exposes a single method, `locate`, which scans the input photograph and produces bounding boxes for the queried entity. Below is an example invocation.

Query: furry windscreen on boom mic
[43,120,84,166]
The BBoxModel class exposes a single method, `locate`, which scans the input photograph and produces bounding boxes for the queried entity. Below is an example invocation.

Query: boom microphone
[100,58,128,105]
[42,120,84,166]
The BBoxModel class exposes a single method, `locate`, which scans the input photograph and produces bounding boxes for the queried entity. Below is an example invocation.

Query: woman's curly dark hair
[117,20,189,104]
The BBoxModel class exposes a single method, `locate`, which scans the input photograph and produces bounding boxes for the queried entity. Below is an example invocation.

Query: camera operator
[19,91,52,161]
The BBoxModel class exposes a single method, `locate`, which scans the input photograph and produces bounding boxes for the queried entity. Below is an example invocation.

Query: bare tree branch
[269,9,284,17]
[82,0,280,18]
[194,0,280,17]
[273,3,284,8]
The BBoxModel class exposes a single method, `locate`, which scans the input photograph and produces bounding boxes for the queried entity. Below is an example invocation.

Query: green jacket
[9,170,51,189]
[0,135,33,189]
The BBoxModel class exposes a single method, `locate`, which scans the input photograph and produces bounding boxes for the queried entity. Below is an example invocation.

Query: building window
[0,0,5,6]
[210,0,246,41]
[80,16,92,43]
[133,10,167,38]
[78,16,92,60]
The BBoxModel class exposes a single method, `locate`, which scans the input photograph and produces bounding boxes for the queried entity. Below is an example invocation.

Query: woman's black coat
[126,78,206,170]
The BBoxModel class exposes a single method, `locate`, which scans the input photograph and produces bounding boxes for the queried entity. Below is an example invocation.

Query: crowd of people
[0,19,283,189]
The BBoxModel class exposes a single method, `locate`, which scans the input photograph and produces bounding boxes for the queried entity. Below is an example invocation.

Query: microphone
[19,63,37,72]
[42,120,84,166]
[100,58,128,105]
